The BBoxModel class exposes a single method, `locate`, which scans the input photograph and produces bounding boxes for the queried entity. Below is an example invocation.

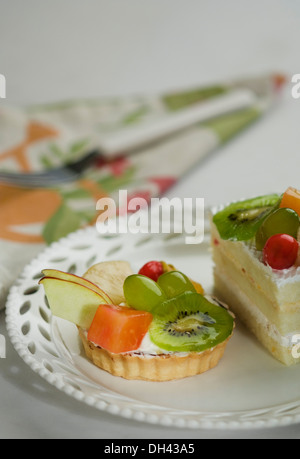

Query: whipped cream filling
[85,329,193,358]
[123,332,191,358]
[217,267,299,349]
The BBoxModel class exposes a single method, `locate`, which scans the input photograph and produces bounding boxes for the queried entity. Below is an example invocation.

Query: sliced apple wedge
[41,269,112,303]
[83,261,134,305]
[39,277,109,329]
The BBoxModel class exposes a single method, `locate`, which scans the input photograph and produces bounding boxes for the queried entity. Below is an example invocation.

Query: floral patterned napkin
[0,74,285,308]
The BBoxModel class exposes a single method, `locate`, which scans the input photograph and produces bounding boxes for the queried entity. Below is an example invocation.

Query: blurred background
[1,0,298,103]
[1,0,300,204]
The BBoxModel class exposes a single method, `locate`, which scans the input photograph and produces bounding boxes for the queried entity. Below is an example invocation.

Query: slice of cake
[211,187,300,366]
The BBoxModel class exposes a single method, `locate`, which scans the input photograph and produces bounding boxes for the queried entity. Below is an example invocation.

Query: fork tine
[0,149,100,188]
[0,169,79,187]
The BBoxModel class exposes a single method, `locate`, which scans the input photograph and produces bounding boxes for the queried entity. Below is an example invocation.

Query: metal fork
[0,150,101,188]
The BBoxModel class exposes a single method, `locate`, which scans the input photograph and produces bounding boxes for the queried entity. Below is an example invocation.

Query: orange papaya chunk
[280,187,300,217]
[87,304,153,354]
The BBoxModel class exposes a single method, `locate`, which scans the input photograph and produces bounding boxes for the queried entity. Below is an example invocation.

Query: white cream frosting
[247,243,300,287]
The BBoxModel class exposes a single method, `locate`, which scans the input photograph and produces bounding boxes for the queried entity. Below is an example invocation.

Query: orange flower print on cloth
[0,180,110,244]
[0,121,58,172]
[0,184,62,243]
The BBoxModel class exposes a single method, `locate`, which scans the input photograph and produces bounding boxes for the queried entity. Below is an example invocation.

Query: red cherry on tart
[87,304,153,354]
[138,261,164,282]
[263,233,299,270]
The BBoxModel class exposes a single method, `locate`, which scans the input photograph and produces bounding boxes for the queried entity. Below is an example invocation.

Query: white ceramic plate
[5,216,300,430]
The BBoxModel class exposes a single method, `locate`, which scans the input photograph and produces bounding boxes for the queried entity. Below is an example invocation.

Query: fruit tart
[211,186,300,366]
[39,260,234,381]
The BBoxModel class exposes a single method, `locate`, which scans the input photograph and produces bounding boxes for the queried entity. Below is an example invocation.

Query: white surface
[1,0,300,439]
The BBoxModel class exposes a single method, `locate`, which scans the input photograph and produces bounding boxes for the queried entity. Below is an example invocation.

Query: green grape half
[157,271,196,299]
[255,207,300,250]
[123,274,167,312]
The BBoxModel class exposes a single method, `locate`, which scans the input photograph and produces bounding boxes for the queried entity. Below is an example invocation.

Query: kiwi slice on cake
[149,292,234,353]
[212,194,281,241]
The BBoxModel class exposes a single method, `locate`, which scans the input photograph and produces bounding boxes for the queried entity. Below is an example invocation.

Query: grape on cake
[211,186,300,365]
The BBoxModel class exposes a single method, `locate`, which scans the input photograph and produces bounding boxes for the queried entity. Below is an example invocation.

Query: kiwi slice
[149,292,234,353]
[212,194,281,241]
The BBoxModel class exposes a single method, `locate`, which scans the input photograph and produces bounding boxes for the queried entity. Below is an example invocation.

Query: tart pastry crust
[78,327,231,381]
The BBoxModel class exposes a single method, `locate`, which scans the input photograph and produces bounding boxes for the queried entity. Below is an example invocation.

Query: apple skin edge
[41,269,112,303]
[39,276,110,330]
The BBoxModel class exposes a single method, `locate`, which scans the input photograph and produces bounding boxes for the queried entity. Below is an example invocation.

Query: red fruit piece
[263,234,299,270]
[87,304,153,354]
[138,261,164,282]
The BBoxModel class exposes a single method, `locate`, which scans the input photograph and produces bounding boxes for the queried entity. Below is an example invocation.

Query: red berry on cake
[263,234,299,270]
